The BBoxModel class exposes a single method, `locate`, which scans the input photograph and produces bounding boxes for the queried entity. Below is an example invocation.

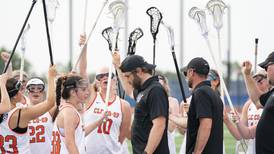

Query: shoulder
[120,99,131,110]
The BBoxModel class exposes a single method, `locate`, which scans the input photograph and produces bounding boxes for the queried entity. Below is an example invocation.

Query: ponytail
[52,77,64,122]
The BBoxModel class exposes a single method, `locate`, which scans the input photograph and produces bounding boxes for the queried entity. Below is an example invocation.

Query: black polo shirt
[186,81,223,154]
[256,88,274,154]
[131,76,169,154]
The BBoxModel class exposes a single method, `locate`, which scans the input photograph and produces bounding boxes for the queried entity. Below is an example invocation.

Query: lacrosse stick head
[46,0,60,23]
[206,0,227,30]
[146,7,163,40]
[102,27,114,51]
[161,21,175,50]
[189,7,209,36]
[108,0,127,30]
[127,28,144,56]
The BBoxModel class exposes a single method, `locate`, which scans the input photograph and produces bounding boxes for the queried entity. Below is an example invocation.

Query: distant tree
[0,47,32,73]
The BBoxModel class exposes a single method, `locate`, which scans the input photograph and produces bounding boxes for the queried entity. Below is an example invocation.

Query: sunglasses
[95,73,115,80]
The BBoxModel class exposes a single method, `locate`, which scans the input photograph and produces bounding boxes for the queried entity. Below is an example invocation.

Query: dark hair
[52,75,82,122]
[6,78,21,98]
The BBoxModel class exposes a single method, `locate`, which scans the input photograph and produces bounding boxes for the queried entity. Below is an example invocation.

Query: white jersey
[28,112,53,154]
[246,102,263,154]
[51,104,86,154]
[84,93,123,154]
[0,107,30,154]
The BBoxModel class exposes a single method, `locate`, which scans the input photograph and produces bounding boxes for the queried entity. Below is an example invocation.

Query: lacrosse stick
[2,0,37,74]
[46,0,59,42]
[161,22,188,103]
[254,38,259,74]
[19,24,31,83]
[102,26,122,98]
[189,9,247,150]
[207,0,227,100]
[127,28,143,56]
[72,0,109,72]
[42,0,54,65]
[104,0,127,115]
[189,7,235,112]
[146,7,162,66]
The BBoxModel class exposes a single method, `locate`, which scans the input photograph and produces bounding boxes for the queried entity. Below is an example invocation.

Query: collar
[194,80,211,90]
[137,76,158,92]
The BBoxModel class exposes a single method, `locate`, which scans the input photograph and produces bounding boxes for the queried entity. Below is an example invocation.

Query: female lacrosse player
[26,77,56,154]
[78,34,132,154]
[0,65,56,153]
[51,75,106,154]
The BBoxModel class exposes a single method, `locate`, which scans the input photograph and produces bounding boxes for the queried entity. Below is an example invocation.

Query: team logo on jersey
[2,113,8,121]
[136,93,144,103]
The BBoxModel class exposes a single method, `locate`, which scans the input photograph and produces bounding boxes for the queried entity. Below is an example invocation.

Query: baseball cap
[184,57,210,75]
[119,55,156,72]
[258,52,274,70]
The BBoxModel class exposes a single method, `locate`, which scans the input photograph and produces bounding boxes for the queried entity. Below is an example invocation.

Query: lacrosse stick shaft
[73,0,108,72]
[217,30,225,102]
[254,38,259,74]
[171,51,187,103]
[42,0,54,65]
[153,39,156,65]
[204,36,235,112]
[19,50,25,82]
[2,0,37,74]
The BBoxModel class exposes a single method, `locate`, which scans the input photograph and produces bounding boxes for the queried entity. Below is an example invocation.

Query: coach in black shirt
[112,53,169,154]
[184,57,223,154]
[242,52,274,154]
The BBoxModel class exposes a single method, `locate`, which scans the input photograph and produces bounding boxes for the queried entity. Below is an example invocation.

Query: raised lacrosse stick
[102,26,122,98]
[189,7,235,112]
[254,38,259,73]
[2,0,37,74]
[127,28,143,56]
[207,0,227,100]
[104,0,127,116]
[82,0,88,34]
[46,0,59,61]
[73,0,109,72]
[42,0,54,65]
[19,24,31,83]
[161,22,188,103]
[146,7,162,66]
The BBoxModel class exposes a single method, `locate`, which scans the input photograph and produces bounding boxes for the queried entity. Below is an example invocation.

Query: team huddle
[1,25,274,154]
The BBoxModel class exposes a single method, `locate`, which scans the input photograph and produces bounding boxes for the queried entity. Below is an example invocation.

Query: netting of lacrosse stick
[102,27,120,51]
[161,22,188,103]
[206,0,227,101]
[101,26,123,98]
[104,0,127,113]
[73,0,109,72]
[146,7,162,65]
[127,28,143,56]
[189,6,235,112]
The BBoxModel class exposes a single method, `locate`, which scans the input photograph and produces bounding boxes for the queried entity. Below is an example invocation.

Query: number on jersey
[97,119,113,134]
[0,135,18,154]
[29,125,45,143]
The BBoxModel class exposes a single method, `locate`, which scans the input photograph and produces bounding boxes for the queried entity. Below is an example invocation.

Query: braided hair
[52,75,82,122]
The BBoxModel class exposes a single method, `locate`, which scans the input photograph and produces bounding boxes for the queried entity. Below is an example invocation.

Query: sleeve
[147,87,169,121]
[194,89,213,119]
[259,89,274,107]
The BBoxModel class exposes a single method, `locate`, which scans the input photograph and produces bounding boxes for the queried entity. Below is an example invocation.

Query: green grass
[127,124,237,154]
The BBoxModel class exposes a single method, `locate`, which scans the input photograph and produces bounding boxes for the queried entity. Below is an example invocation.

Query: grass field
[127,124,238,154]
